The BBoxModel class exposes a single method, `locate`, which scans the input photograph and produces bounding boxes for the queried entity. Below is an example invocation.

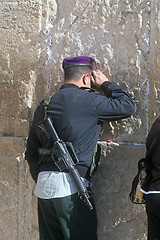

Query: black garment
[141,117,160,192]
[140,117,160,240]
[25,81,135,182]
[146,194,160,240]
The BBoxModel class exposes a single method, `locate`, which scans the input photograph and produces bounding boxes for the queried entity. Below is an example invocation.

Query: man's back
[46,84,101,166]
[30,81,134,169]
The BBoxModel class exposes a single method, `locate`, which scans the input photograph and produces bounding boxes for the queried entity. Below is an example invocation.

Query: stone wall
[0,0,159,239]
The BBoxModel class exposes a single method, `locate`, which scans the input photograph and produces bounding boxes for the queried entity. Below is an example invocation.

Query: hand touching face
[91,70,111,88]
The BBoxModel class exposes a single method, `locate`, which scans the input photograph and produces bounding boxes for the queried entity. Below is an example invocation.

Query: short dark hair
[64,65,92,81]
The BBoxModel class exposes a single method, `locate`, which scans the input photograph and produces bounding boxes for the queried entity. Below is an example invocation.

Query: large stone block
[92,142,147,240]
[0,0,57,133]
[0,137,38,240]
[44,0,150,143]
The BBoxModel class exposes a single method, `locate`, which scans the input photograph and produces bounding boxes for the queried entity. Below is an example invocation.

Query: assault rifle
[38,117,93,210]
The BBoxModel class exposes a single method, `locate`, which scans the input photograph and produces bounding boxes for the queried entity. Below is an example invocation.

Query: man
[25,56,135,240]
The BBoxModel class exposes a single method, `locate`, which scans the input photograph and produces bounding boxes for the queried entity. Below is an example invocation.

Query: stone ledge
[0,116,29,137]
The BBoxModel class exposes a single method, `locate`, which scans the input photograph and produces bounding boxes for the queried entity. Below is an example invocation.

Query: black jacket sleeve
[92,81,135,122]
[25,103,46,182]
[25,122,41,182]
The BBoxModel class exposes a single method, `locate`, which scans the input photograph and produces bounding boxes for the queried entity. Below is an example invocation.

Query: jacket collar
[60,83,80,90]
[60,83,97,93]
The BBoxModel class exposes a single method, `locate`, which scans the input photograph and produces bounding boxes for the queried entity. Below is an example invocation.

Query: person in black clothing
[141,117,160,239]
[25,56,135,240]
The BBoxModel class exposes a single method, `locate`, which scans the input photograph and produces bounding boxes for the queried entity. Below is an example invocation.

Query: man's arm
[25,123,41,182]
[91,70,135,122]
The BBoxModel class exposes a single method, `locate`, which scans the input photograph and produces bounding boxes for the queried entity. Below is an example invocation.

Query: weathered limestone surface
[0,0,159,239]
[92,143,147,240]
[0,137,38,240]
[148,0,160,125]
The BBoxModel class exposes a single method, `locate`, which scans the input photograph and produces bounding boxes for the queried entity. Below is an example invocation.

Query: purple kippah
[62,56,95,69]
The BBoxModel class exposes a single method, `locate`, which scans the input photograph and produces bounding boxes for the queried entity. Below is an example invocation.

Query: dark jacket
[142,117,160,192]
[25,81,135,182]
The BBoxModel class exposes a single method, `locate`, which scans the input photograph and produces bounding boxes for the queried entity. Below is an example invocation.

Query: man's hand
[91,70,111,88]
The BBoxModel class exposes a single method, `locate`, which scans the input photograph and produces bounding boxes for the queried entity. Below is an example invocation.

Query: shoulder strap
[146,129,160,160]
[44,96,52,107]
[43,95,52,119]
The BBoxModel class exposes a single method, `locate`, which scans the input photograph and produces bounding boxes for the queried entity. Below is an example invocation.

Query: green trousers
[38,192,98,240]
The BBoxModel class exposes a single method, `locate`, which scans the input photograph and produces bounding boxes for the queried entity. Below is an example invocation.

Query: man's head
[62,56,96,88]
